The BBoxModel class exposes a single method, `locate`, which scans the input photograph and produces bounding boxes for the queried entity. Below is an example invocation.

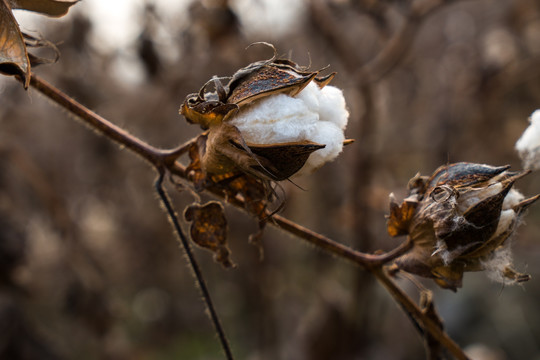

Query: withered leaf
[9,0,78,17]
[386,194,417,237]
[184,201,235,268]
[0,0,30,87]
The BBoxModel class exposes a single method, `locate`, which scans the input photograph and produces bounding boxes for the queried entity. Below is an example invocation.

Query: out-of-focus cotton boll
[515,109,540,170]
[229,82,349,176]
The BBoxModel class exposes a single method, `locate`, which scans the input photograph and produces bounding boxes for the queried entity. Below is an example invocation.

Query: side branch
[28,74,173,166]
[372,268,469,360]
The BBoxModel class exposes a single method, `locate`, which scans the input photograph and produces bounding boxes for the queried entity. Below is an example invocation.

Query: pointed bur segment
[0,0,30,88]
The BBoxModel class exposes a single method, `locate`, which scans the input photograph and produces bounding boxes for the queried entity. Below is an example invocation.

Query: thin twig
[155,171,234,360]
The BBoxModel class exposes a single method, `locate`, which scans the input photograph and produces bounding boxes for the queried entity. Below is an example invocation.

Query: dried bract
[388,162,540,291]
[180,45,349,183]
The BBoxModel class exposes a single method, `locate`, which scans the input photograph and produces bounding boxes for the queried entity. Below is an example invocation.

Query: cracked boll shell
[389,162,539,291]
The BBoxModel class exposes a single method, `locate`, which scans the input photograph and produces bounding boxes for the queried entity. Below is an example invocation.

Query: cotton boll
[295,82,320,113]
[390,162,540,290]
[493,209,517,238]
[515,109,540,170]
[297,121,345,175]
[296,82,349,129]
[231,94,316,144]
[229,81,349,176]
[317,85,349,129]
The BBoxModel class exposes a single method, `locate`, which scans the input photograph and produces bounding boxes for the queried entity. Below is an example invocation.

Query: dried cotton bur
[387,162,540,291]
[179,44,350,263]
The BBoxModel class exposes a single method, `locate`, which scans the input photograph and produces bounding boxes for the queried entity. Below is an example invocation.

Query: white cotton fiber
[502,188,525,210]
[515,109,540,170]
[229,81,349,176]
[482,245,515,284]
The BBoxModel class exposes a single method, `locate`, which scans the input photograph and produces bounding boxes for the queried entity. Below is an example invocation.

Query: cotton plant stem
[28,73,184,166]
[155,172,234,360]
[372,268,470,360]
[270,212,414,267]
[27,71,465,357]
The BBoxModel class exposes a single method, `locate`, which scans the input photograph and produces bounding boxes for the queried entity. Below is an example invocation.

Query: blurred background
[1,0,540,359]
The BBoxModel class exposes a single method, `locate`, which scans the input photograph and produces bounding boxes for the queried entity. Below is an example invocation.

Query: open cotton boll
[515,109,540,170]
[229,82,349,175]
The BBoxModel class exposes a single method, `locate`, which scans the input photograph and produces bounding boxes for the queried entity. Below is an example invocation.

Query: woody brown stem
[372,268,469,360]
[28,73,183,167]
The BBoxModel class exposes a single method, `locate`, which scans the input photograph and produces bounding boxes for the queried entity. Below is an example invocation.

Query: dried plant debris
[184,201,235,268]
[0,0,78,88]
[387,162,540,291]
[515,109,540,171]
[185,132,272,253]
[180,43,350,183]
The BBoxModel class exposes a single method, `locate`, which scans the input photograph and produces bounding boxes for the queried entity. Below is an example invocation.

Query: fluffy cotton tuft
[229,81,349,176]
[515,109,540,170]
[481,245,516,284]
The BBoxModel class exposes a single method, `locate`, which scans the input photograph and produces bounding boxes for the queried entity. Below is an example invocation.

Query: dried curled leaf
[9,0,78,17]
[184,201,235,268]
[0,0,30,87]
[386,193,418,237]
[0,0,78,88]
